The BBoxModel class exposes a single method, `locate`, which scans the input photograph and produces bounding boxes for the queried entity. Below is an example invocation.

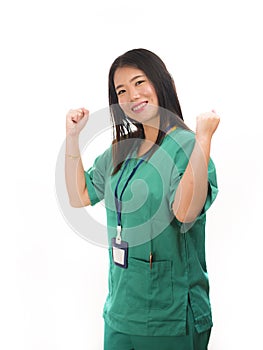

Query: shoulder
[93,144,113,169]
[163,128,196,154]
[167,127,195,144]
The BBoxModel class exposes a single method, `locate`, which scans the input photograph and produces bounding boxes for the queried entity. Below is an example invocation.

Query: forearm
[172,136,211,223]
[65,135,90,207]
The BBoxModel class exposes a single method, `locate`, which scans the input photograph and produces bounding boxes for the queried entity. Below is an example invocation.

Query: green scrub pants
[104,304,211,350]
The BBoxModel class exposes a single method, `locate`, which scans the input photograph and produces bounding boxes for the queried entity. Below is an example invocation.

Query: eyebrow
[115,74,145,91]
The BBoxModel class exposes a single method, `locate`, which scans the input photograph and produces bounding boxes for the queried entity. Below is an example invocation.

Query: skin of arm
[65,108,91,207]
[172,111,220,223]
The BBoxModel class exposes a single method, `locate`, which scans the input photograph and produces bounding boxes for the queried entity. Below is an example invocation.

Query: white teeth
[132,102,147,111]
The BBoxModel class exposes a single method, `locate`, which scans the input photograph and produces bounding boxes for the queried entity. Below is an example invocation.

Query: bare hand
[66,108,89,137]
[196,110,220,141]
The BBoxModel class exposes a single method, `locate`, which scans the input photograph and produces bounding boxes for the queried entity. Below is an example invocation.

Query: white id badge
[111,238,128,268]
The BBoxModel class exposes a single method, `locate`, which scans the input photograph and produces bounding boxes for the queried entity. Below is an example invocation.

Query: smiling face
[114,66,160,126]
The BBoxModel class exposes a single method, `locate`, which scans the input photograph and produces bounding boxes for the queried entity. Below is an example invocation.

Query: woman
[65,48,220,350]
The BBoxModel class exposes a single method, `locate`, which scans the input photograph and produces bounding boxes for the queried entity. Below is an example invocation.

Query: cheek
[142,85,153,95]
[118,100,131,116]
[144,85,158,102]
[118,93,129,105]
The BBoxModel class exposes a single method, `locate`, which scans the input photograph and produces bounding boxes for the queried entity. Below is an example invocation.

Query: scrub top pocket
[126,258,173,310]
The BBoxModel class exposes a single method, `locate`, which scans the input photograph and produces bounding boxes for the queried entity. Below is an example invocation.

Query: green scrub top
[84,127,218,337]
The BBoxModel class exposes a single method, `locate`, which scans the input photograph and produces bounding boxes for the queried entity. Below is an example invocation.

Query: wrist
[195,133,212,146]
[66,134,81,154]
[66,134,80,149]
[195,134,211,165]
[66,131,80,139]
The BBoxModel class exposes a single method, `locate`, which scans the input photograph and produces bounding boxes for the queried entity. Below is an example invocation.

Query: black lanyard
[114,125,177,233]
[114,156,145,230]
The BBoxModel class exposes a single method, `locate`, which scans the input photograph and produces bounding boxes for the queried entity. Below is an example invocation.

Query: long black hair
[108,48,190,174]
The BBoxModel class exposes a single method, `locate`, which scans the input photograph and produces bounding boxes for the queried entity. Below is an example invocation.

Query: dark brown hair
[108,48,189,174]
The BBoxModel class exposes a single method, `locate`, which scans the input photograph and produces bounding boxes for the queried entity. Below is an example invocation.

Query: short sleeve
[203,158,218,214]
[168,130,218,217]
[84,146,113,206]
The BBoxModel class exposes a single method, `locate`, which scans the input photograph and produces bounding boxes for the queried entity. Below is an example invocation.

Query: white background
[1,0,262,349]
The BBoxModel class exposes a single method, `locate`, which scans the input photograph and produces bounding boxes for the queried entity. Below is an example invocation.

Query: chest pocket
[126,258,174,310]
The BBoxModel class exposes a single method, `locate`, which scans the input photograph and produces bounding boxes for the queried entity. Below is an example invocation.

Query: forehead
[114,66,145,86]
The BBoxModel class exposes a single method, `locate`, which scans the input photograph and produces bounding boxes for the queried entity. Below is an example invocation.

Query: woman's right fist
[66,108,89,137]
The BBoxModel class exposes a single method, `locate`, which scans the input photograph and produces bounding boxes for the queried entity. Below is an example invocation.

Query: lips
[131,101,148,113]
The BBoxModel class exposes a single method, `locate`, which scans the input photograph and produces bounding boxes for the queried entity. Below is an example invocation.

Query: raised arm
[172,111,220,223]
[65,108,91,207]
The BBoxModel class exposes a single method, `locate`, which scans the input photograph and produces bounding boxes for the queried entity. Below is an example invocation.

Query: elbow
[68,187,91,207]
[69,195,91,208]
[172,187,207,224]
[172,203,198,224]
[174,211,198,224]
[69,200,84,208]
[69,200,90,208]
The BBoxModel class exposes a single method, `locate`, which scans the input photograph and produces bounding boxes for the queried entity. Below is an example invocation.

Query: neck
[142,116,160,143]
[136,117,160,157]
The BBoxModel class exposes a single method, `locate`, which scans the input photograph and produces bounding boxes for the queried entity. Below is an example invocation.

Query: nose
[128,86,140,101]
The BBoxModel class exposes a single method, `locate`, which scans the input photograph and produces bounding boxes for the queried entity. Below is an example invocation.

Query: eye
[117,89,126,96]
[135,80,145,86]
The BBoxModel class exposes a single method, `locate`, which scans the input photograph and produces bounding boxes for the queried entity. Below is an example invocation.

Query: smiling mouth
[131,101,148,113]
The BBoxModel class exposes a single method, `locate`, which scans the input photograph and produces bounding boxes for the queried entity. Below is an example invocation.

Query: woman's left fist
[196,110,220,140]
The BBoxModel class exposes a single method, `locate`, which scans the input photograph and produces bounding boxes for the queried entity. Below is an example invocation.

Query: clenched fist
[195,110,220,141]
[66,108,89,137]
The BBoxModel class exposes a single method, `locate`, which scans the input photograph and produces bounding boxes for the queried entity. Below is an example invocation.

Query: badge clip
[116,225,122,245]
